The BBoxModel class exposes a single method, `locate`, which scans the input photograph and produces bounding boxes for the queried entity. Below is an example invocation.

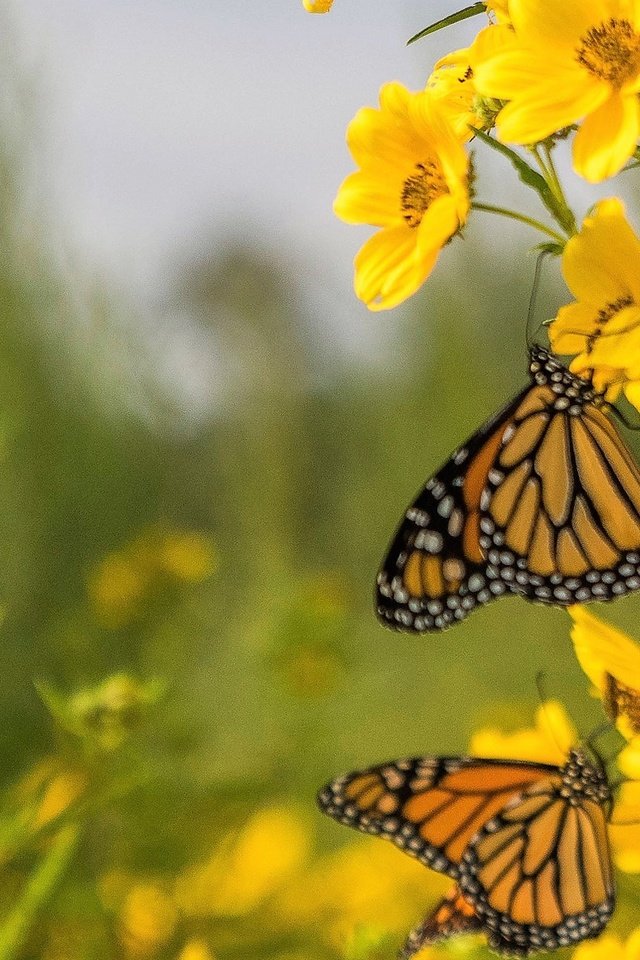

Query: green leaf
[472,128,565,226]
[407,3,485,45]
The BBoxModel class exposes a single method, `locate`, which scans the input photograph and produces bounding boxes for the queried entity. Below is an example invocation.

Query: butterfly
[318,749,615,956]
[376,346,640,631]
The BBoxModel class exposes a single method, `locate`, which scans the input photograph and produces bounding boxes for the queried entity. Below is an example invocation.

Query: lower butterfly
[318,750,615,956]
[377,346,640,631]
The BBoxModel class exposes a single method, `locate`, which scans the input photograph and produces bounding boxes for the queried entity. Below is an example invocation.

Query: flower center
[400,160,448,228]
[576,18,640,87]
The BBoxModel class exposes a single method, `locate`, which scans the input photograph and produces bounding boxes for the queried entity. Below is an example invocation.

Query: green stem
[472,202,566,244]
[529,144,576,236]
[0,825,80,960]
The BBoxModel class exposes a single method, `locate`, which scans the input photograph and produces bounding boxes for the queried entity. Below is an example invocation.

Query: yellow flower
[428,26,515,137]
[177,940,216,960]
[303,0,333,11]
[334,83,470,311]
[470,700,576,765]
[549,197,640,409]
[175,806,310,917]
[474,0,640,181]
[569,606,640,740]
[120,883,177,956]
[160,531,216,582]
[573,928,640,959]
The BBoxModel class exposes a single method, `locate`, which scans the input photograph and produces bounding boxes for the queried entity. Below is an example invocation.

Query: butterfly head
[528,346,602,411]
[561,747,611,805]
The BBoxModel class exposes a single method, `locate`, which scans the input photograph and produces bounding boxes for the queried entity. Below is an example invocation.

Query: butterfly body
[377,347,640,631]
[318,748,615,956]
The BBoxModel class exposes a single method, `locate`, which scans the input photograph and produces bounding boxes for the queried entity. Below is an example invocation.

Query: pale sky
[10,1,639,412]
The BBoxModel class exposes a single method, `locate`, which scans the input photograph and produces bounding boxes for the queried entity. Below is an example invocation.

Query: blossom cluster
[305,0,640,411]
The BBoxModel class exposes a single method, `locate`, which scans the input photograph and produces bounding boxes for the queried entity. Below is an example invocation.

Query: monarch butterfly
[318,749,615,956]
[377,346,640,631]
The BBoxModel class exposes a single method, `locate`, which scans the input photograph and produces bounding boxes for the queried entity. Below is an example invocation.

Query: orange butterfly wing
[318,757,556,876]
[400,885,481,958]
[458,752,614,954]
[377,346,640,633]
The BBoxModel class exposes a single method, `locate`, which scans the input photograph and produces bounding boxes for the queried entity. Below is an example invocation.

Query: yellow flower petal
[570,606,640,692]
[303,0,333,11]
[354,226,435,312]
[469,701,576,765]
[550,301,605,355]
[495,73,607,144]
[509,0,612,49]
[561,198,640,303]
[572,933,625,960]
[574,92,640,181]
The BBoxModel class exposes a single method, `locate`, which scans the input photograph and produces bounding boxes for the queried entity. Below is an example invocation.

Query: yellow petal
[549,301,602,355]
[573,93,640,182]
[353,226,435,312]
[334,172,403,227]
[303,0,333,10]
[469,700,575,765]
[571,934,625,960]
[495,76,608,144]
[561,197,640,304]
[509,0,611,49]
[569,606,640,694]
[625,379,640,410]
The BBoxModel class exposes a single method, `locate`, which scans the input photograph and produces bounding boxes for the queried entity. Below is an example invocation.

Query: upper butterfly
[377,346,640,631]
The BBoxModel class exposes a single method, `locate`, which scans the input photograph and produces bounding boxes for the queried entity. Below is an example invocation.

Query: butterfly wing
[458,771,615,955]
[400,885,482,958]
[317,757,556,877]
[480,390,640,605]
[376,389,527,631]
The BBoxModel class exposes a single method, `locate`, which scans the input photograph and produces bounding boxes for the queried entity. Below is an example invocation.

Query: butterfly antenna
[526,248,551,349]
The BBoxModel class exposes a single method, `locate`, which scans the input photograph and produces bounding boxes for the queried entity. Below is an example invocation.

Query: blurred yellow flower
[474,0,640,181]
[470,700,576,765]
[175,805,311,917]
[573,928,640,960]
[89,526,215,627]
[611,779,640,872]
[34,769,87,828]
[278,836,449,951]
[569,606,640,739]
[160,531,216,582]
[334,83,470,311]
[549,197,640,409]
[176,939,216,960]
[303,0,333,11]
[120,883,177,956]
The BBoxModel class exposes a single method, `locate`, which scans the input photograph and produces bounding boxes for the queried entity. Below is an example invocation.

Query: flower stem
[530,144,577,236]
[0,825,80,960]
[472,202,566,244]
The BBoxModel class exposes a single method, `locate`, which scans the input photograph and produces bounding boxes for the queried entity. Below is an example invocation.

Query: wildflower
[428,25,516,138]
[277,835,448,951]
[470,700,576,764]
[549,198,640,409]
[303,0,333,11]
[177,940,216,960]
[572,928,640,959]
[175,806,310,917]
[160,531,216,582]
[474,0,640,181]
[334,83,470,310]
[119,883,177,956]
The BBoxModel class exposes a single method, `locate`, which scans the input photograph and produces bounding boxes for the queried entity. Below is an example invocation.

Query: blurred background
[0,2,637,958]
